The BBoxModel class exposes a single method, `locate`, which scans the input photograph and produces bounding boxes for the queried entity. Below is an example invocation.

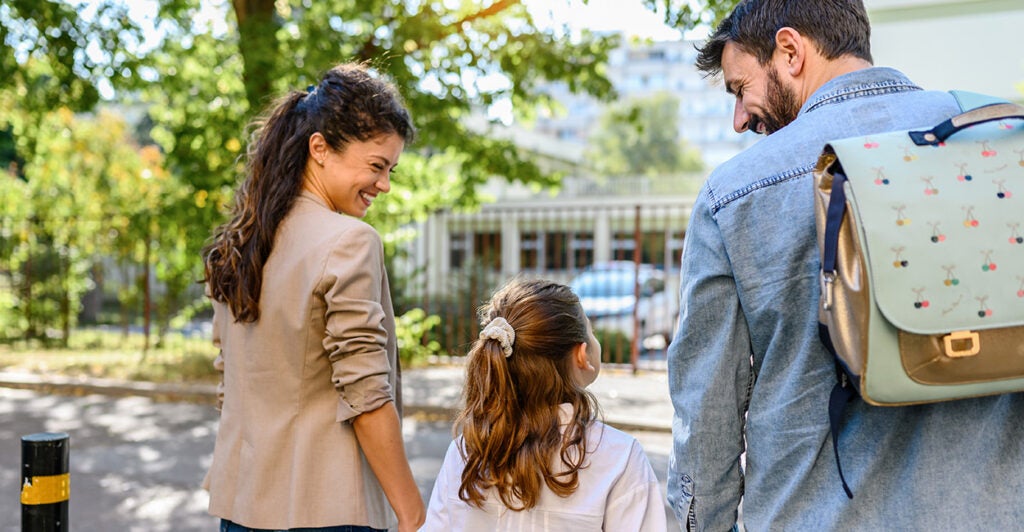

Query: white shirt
[421,405,668,532]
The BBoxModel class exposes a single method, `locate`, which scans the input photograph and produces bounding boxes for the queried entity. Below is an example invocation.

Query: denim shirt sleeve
[667,187,752,532]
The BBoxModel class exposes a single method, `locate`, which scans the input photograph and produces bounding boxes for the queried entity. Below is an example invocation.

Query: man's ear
[774,27,805,77]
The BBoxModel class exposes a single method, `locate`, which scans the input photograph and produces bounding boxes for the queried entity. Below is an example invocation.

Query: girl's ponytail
[455,278,599,511]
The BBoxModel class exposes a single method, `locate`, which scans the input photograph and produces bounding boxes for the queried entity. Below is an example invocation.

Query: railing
[393,198,694,371]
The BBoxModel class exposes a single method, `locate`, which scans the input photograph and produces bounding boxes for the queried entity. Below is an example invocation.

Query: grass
[0,328,220,384]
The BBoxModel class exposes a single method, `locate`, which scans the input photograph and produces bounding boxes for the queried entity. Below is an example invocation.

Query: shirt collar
[800,67,922,116]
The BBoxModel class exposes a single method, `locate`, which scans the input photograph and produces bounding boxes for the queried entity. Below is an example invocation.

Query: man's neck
[799,55,874,105]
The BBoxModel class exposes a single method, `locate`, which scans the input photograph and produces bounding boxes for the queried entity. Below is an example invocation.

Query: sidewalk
[402,364,673,432]
[0,364,674,433]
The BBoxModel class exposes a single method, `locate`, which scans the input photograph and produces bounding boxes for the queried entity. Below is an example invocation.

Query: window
[571,232,594,271]
[450,231,501,270]
[544,232,568,270]
[521,231,542,270]
[450,232,468,269]
[473,232,501,271]
[639,230,667,265]
[670,230,686,265]
[612,231,636,261]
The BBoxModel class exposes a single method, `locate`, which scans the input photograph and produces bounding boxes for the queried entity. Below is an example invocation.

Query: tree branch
[453,0,520,28]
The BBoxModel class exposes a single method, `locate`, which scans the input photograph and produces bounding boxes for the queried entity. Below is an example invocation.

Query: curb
[0,371,672,433]
[0,371,220,405]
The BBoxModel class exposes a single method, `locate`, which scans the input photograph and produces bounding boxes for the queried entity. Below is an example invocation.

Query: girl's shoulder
[585,420,646,460]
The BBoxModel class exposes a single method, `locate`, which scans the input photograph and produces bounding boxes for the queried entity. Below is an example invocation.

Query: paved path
[0,363,674,433]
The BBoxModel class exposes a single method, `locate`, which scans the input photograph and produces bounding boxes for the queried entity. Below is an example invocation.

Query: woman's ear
[308,132,327,166]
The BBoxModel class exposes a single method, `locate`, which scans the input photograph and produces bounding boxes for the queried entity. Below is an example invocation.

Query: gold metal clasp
[943,330,980,358]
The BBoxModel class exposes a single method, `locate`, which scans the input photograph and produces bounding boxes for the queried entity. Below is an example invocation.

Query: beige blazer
[204,191,400,530]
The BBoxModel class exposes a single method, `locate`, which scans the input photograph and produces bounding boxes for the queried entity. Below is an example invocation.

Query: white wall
[866,0,1024,101]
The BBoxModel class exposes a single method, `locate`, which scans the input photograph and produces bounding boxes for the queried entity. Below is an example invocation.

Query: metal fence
[392,197,694,371]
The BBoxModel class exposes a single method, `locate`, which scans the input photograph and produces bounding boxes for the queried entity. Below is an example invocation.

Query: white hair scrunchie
[479,317,515,358]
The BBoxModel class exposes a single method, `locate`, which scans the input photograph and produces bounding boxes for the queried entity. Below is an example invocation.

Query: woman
[202,63,424,532]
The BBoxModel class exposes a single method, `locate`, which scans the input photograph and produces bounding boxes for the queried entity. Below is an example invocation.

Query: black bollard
[21,432,70,532]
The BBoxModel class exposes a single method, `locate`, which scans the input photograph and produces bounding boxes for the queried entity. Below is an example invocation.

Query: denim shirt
[667,67,1024,531]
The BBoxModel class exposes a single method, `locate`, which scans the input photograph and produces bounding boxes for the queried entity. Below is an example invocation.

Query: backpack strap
[819,162,856,499]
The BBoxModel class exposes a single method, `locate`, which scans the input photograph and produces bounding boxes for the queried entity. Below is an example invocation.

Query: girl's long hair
[455,278,600,511]
[202,63,414,322]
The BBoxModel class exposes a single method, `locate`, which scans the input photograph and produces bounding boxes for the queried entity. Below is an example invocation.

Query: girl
[422,278,667,531]
[203,63,424,531]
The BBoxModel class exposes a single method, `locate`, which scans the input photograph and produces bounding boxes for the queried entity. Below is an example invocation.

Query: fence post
[21,432,70,532]
[631,205,642,374]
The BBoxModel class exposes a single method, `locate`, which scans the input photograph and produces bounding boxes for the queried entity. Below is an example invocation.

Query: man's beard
[752,66,802,135]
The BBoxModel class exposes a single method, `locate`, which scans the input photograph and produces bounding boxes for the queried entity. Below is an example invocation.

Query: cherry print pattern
[893,205,911,226]
[961,206,979,228]
[912,287,930,309]
[921,176,939,196]
[1009,223,1023,245]
[980,250,997,272]
[873,167,890,185]
[993,179,1012,199]
[892,246,909,268]
[942,265,960,287]
[928,221,946,243]
[978,140,997,158]
[954,162,973,182]
[975,295,993,318]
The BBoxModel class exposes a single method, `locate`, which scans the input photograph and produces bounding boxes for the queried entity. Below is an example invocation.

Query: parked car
[569,262,678,350]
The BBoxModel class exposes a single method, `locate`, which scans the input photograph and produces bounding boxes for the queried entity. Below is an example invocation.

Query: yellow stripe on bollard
[20,473,70,505]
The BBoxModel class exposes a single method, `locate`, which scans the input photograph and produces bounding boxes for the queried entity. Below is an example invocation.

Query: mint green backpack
[813,92,1024,497]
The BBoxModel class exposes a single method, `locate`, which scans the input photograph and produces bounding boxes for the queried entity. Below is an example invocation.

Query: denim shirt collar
[799,67,922,116]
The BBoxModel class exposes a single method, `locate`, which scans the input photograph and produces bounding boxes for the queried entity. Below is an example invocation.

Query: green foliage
[594,327,633,365]
[642,0,740,31]
[0,0,143,113]
[0,107,184,345]
[0,328,219,383]
[395,307,443,367]
[587,92,704,177]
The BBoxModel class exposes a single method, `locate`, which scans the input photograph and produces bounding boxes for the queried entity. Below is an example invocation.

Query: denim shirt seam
[804,80,922,114]
[708,164,815,214]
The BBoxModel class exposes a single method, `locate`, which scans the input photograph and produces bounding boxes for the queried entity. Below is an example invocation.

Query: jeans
[220,520,386,532]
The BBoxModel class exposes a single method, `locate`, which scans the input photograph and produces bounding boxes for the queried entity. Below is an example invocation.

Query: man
[667,1,1024,530]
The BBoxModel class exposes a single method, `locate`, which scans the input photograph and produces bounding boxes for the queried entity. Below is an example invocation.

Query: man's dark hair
[695,0,873,77]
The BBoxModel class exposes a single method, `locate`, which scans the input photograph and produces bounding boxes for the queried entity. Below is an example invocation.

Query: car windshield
[572,272,637,298]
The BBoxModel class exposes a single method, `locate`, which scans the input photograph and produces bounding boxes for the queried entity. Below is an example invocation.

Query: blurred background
[1,0,1022,375]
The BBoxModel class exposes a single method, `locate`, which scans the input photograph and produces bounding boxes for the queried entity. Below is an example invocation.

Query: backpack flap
[827,106,1024,397]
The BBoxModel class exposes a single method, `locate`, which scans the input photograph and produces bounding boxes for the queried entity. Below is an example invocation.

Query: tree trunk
[231,0,280,111]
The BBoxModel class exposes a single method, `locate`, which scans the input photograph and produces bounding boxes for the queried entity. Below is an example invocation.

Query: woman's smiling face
[305,132,405,218]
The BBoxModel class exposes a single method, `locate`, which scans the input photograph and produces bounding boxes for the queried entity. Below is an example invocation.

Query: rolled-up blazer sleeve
[321,223,394,423]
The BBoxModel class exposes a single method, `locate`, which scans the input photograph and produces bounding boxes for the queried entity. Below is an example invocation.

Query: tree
[143,0,622,198]
[586,92,704,177]
[0,0,735,346]
[641,0,738,30]
[0,107,171,345]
